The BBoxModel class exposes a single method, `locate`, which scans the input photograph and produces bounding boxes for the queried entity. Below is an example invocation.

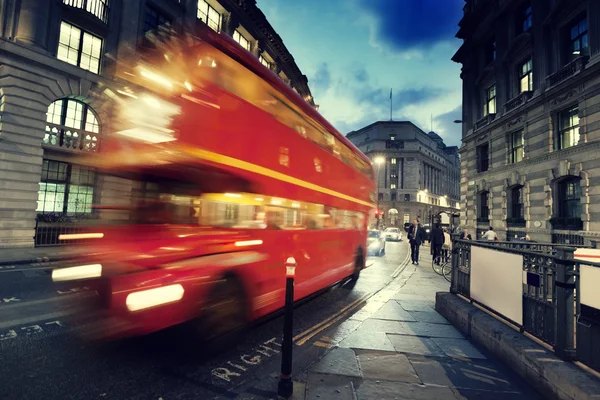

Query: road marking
[57,287,90,295]
[0,320,64,342]
[392,243,411,278]
[2,297,20,303]
[0,311,72,330]
[212,337,282,382]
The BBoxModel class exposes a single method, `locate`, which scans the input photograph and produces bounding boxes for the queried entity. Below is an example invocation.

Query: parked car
[367,230,386,256]
[383,227,402,242]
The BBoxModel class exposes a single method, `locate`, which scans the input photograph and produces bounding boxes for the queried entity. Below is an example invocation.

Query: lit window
[197,0,221,32]
[37,160,96,215]
[260,55,271,69]
[483,84,496,116]
[509,130,524,163]
[233,29,251,51]
[391,183,397,189]
[57,21,102,74]
[570,16,588,57]
[44,99,100,152]
[519,58,533,93]
[391,158,397,165]
[63,0,109,24]
[558,106,580,150]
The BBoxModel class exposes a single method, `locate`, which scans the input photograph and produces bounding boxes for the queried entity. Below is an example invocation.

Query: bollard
[278,256,296,399]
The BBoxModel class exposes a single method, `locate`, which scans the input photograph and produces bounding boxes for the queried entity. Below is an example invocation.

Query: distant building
[0,0,316,248]
[453,0,600,243]
[346,121,461,229]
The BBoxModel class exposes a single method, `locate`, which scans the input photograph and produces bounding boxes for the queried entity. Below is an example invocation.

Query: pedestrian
[460,228,472,240]
[442,228,452,261]
[430,222,444,264]
[482,226,498,241]
[407,219,426,265]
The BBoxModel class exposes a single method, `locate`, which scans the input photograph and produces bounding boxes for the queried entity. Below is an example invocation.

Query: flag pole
[390,88,393,121]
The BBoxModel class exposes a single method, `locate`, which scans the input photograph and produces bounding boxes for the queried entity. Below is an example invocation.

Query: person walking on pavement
[430,222,445,265]
[442,228,452,261]
[460,228,472,240]
[407,219,426,265]
[482,226,498,241]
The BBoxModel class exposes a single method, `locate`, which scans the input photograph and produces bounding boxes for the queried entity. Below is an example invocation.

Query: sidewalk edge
[436,292,600,400]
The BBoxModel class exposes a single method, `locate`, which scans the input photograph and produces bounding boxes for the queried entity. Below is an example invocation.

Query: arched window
[44,99,100,152]
[478,191,489,222]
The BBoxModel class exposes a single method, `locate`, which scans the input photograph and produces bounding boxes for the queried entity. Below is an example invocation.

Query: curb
[435,292,600,400]
[0,254,79,267]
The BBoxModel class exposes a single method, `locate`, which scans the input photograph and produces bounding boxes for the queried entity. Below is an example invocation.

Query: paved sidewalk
[301,249,541,399]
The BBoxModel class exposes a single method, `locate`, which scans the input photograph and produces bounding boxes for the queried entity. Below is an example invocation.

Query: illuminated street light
[374,156,385,165]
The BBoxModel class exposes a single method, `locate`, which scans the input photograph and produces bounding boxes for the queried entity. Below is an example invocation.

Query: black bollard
[278,256,296,399]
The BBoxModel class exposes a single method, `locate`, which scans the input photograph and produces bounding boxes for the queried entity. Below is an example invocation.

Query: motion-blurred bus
[54,24,375,341]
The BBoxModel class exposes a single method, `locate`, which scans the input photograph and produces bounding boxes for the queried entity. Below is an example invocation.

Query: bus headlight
[52,264,102,282]
[125,284,185,312]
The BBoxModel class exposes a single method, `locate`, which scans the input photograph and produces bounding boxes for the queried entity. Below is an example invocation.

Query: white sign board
[575,249,600,310]
[471,246,523,325]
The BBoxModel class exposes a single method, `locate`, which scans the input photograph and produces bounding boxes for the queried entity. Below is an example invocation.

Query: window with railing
[557,106,580,150]
[44,99,100,152]
[233,29,251,51]
[483,84,496,116]
[37,159,96,215]
[197,0,221,32]
[57,21,103,74]
[519,58,533,93]
[63,0,109,24]
[509,129,524,163]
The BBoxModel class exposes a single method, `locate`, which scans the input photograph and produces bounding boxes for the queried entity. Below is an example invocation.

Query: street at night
[0,241,540,399]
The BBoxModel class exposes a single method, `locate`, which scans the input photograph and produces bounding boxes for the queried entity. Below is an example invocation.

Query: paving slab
[355,380,458,400]
[391,293,429,302]
[451,388,534,399]
[397,299,436,312]
[324,319,363,344]
[339,330,395,352]
[400,321,464,339]
[369,301,417,322]
[358,318,407,334]
[432,338,487,360]
[311,348,361,378]
[408,310,450,324]
[409,357,524,393]
[356,351,421,383]
[386,334,445,357]
[306,373,356,400]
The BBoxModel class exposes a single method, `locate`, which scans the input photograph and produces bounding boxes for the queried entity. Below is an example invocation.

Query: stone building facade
[346,121,461,229]
[453,0,600,244]
[0,0,316,248]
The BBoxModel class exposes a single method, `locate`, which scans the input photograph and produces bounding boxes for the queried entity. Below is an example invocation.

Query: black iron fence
[450,236,600,372]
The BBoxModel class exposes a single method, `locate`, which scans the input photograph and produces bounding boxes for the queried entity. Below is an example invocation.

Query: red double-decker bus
[55,25,375,341]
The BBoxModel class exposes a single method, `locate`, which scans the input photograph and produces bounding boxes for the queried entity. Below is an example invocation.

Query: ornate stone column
[14,0,50,49]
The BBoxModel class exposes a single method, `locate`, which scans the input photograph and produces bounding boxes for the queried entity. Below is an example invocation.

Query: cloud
[309,62,332,91]
[358,87,448,111]
[434,105,462,146]
[353,67,369,82]
[359,0,463,51]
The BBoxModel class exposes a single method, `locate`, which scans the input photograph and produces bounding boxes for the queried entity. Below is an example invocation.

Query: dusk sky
[257,0,465,146]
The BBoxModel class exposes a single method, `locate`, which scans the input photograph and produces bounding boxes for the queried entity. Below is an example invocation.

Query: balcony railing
[474,113,495,130]
[546,56,587,88]
[504,91,532,113]
[549,217,583,231]
[63,0,109,24]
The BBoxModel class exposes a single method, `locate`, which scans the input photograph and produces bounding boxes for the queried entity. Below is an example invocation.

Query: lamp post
[374,156,385,229]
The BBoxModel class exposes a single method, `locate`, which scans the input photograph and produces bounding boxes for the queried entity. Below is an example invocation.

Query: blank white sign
[580,265,600,309]
[470,246,524,325]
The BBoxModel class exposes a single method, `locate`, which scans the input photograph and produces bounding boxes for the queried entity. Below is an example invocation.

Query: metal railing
[63,0,109,24]
[546,56,587,88]
[504,91,532,113]
[450,235,600,371]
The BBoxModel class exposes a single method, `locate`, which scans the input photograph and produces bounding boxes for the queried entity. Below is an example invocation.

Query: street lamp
[374,157,385,229]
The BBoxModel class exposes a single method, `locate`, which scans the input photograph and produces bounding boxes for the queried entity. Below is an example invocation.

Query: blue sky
[257,0,464,146]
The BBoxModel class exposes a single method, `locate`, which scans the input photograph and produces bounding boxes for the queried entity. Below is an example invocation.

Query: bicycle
[432,251,449,275]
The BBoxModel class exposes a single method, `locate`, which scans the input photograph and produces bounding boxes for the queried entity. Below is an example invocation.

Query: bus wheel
[197,275,248,345]
[350,249,364,282]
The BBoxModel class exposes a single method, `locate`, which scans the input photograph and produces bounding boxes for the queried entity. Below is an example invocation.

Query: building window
[485,39,496,65]
[509,185,524,222]
[391,158,397,165]
[509,130,524,163]
[518,3,532,34]
[483,84,496,116]
[557,106,580,150]
[391,183,397,189]
[37,160,96,215]
[233,30,251,51]
[569,16,588,57]
[558,178,581,219]
[63,0,109,24]
[57,22,103,74]
[404,194,411,202]
[260,55,271,69]
[44,99,100,152]
[519,58,533,93]
[143,6,171,34]
[478,191,490,222]
[391,193,397,201]
[378,193,383,201]
[197,0,221,32]
[476,143,489,172]
[403,213,410,224]
[390,134,397,141]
